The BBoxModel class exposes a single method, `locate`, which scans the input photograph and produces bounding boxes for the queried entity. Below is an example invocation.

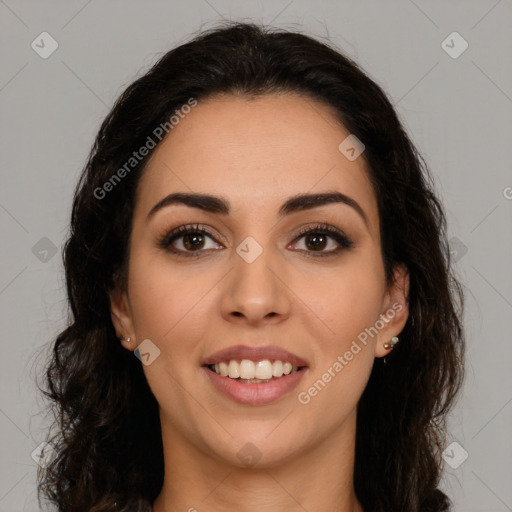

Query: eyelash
[157,222,354,259]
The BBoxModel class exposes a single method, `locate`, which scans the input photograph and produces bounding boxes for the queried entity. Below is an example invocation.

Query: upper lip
[202,344,309,367]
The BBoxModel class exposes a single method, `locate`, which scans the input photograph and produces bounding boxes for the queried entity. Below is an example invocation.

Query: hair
[37,20,465,512]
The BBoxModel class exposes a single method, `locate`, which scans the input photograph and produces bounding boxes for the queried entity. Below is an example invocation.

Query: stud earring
[383,336,399,365]
[383,336,399,350]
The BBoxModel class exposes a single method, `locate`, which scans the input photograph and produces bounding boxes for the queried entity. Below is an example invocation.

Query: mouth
[201,345,309,405]
[204,359,305,383]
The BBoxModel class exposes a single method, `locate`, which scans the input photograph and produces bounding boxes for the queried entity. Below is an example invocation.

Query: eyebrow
[147,191,369,229]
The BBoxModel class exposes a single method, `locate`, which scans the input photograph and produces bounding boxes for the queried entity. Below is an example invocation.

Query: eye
[158,222,354,258]
[158,224,223,256]
[289,223,354,257]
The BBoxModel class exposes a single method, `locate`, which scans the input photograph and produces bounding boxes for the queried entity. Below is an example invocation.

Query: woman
[37,21,465,512]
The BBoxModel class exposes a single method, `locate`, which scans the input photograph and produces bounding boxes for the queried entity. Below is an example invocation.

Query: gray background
[1,0,511,510]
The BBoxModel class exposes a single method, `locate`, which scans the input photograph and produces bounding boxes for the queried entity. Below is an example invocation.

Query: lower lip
[202,366,308,405]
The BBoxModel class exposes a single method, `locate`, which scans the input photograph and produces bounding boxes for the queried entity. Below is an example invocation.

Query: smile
[201,344,309,405]
[202,361,308,406]
[208,359,301,382]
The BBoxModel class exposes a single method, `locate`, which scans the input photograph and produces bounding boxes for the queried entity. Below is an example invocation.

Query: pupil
[184,233,204,250]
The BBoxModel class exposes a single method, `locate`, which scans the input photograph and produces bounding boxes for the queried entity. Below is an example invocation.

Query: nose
[220,244,292,327]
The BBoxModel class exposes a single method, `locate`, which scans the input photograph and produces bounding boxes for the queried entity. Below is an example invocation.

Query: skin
[110,92,410,512]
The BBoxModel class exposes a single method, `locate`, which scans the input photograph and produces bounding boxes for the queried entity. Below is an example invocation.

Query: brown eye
[182,232,206,250]
[290,223,354,257]
[158,224,223,256]
[303,233,329,251]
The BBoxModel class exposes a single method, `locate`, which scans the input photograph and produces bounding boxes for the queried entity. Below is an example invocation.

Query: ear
[374,263,410,358]
[109,285,136,352]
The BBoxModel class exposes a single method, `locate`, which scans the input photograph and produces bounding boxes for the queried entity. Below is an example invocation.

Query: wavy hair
[37,21,465,512]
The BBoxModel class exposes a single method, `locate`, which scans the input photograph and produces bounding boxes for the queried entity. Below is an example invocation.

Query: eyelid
[157,223,224,251]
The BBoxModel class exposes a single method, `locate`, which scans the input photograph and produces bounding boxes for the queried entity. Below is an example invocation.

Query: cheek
[294,254,384,342]
[291,251,383,407]
[294,268,381,416]
[297,351,374,432]
[127,251,218,360]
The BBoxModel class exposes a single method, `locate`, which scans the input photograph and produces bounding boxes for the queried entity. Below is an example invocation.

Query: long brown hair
[37,21,465,512]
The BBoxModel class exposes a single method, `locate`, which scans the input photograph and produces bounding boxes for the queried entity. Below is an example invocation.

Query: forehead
[137,93,378,232]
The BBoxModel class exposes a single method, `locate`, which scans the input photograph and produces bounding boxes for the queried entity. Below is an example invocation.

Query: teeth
[218,362,228,377]
[272,360,283,377]
[210,359,300,380]
[240,359,255,379]
[255,360,273,379]
[228,360,240,379]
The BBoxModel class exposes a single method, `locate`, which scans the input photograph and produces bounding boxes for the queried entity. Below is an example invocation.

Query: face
[110,92,409,469]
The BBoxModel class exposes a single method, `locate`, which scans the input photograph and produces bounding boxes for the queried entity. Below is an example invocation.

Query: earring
[121,336,131,345]
[383,336,399,365]
[383,336,399,350]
